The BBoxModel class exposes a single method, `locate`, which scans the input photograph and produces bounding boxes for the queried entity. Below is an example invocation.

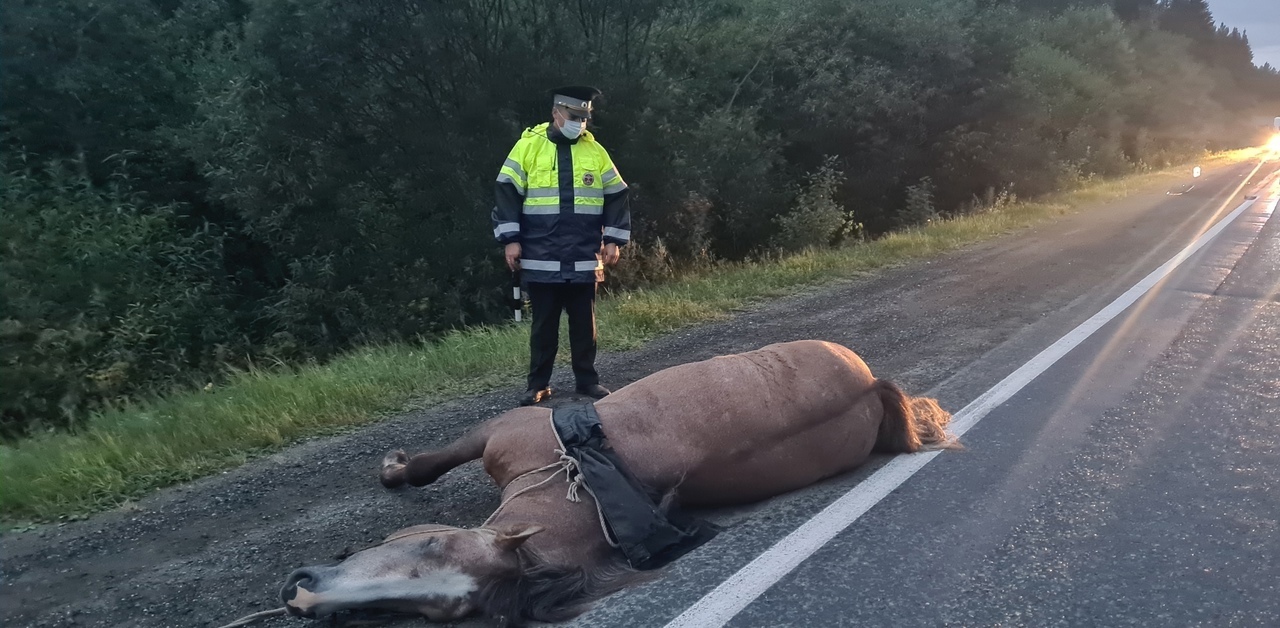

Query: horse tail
[871,379,961,454]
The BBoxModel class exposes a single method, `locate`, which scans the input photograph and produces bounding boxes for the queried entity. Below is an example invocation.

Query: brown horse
[278,340,958,626]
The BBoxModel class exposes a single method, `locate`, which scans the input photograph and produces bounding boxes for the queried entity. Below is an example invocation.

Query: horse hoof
[382,449,409,468]
[379,450,409,488]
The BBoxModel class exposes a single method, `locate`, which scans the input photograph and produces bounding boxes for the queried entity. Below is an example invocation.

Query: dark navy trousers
[526,281,597,390]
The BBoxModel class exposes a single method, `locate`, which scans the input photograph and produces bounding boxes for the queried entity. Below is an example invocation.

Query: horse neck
[474,488,645,627]
[486,479,617,568]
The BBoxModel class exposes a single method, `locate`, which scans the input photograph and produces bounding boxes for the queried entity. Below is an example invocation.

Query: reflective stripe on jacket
[490,122,631,283]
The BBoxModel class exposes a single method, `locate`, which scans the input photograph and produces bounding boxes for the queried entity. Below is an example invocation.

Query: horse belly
[599,345,880,491]
[675,401,881,506]
[597,340,879,489]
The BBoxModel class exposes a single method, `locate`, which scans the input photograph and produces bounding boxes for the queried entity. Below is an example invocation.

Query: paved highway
[571,169,1280,627]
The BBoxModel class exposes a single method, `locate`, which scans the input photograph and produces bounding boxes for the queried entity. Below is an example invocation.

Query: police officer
[491,85,632,406]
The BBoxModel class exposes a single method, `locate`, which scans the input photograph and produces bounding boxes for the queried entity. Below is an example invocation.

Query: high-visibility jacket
[491,122,631,283]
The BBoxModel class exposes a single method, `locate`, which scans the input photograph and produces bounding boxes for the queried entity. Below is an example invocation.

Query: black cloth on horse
[551,403,720,571]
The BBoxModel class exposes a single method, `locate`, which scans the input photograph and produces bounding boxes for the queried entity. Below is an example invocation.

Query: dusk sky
[1208,0,1280,69]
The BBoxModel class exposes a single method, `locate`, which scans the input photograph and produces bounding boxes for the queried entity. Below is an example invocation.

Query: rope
[215,606,287,628]
[481,413,619,549]
[481,448,583,526]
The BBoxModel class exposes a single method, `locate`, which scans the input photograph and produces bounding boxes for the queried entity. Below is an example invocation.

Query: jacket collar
[525,121,594,145]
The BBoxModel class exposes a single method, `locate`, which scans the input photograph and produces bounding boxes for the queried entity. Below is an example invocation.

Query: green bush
[773,157,851,252]
[0,158,238,436]
[898,176,938,229]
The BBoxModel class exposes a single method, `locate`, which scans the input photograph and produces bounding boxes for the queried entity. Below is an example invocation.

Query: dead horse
[278,339,959,626]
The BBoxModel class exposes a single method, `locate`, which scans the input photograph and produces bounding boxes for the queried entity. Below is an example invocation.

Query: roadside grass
[0,148,1262,525]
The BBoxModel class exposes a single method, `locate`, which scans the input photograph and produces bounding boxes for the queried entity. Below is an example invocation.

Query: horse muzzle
[280,567,326,618]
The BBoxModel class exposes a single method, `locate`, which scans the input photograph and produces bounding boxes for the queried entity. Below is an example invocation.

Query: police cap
[551,85,602,117]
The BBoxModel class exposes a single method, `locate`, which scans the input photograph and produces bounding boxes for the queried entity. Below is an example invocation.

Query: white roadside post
[511,271,524,322]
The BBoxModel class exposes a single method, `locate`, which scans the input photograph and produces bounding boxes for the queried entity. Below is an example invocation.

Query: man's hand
[504,242,521,271]
[602,243,620,266]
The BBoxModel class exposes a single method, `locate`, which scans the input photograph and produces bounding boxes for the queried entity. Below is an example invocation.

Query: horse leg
[871,379,961,453]
[379,424,493,489]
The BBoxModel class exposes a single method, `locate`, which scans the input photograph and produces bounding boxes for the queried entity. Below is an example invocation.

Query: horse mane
[474,546,654,628]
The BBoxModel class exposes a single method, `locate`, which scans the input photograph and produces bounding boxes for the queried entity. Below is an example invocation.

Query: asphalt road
[1,158,1276,628]
[572,165,1280,628]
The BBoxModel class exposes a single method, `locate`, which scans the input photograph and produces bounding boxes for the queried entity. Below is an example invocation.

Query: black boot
[576,383,610,400]
[520,387,552,406]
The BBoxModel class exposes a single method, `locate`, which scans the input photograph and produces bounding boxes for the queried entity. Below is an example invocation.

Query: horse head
[279,523,543,623]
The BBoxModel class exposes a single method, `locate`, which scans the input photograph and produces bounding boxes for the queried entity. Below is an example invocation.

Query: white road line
[664,191,1268,628]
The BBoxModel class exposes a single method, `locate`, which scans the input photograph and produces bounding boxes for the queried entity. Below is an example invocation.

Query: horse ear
[493,524,545,552]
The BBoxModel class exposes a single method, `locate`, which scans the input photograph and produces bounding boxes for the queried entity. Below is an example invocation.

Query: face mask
[560,118,584,139]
